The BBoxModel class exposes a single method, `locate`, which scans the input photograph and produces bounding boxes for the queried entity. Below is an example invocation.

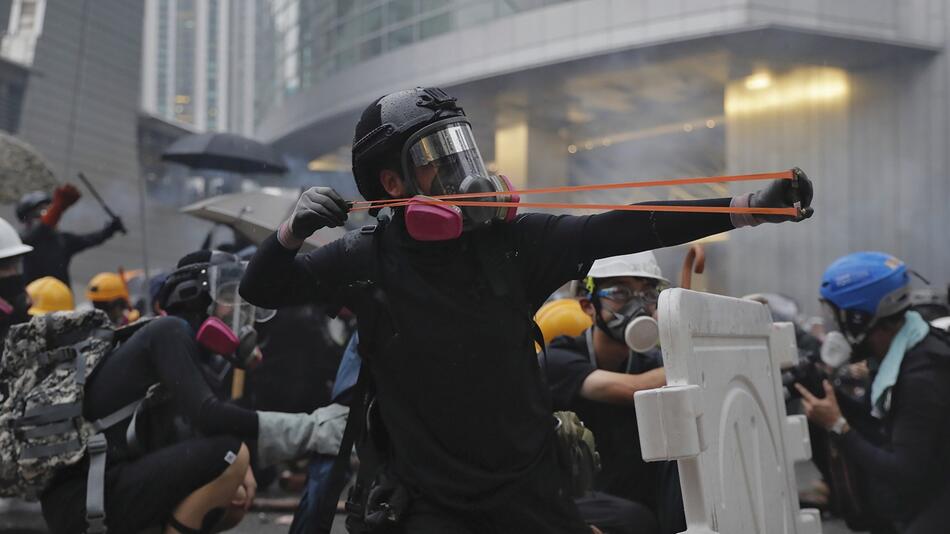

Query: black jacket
[838,329,950,526]
[241,201,736,511]
[20,222,115,286]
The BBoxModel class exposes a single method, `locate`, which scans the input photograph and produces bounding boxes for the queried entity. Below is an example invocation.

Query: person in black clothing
[239,86,814,533]
[0,215,34,341]
[796,252,950,534]
[544,251,681,534]
[39,250,348,534]
[17,184,124,287]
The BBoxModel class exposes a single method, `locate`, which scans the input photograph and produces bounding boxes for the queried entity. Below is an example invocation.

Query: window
[363,6,383,34]
[337,46,359,70]
[385,24,414,50]
[360,37,382,60]
[386,0,416,24]
[419,12,452,39]
[456,0,495,28]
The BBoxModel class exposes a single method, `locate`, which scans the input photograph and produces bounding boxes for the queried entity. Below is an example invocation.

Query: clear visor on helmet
[406,122,489,197]
[207,262,275,332]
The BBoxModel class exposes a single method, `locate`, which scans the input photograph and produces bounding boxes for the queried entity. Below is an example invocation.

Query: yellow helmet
[26,276,74,315]
[534,298,593,347]
[85,272,129,303]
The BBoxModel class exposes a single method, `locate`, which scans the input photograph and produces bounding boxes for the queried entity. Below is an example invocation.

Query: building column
[494,115,568,191]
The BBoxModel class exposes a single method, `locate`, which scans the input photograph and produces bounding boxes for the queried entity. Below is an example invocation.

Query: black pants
[575,492,658,534]
[399,446,590,534]
[41,435,242,534]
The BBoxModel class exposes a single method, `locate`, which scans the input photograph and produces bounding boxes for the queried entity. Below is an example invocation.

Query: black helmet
[351,87,466,204]
[158,250,239,312]
[16,191,51,222]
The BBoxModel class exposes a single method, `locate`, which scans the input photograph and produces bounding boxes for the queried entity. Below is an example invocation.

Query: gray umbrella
[162,132,289,174]
[181,190,344,252]
[0,131,58,203]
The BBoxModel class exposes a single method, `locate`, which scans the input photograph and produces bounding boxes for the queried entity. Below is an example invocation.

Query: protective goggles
[594,285,661,305]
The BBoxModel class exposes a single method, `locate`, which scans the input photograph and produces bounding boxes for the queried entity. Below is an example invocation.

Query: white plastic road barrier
[634,288,821,534]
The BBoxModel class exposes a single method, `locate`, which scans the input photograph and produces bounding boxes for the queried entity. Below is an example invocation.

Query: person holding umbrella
[16,183,125,287]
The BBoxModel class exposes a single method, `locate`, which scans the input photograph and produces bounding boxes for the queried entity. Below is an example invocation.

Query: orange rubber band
[349,198,797,216]
[351,169,794,209]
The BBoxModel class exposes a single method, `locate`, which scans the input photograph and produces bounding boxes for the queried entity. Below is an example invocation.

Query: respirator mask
[401,119,519,241]
[195,261,275,369]
[594,285,661,353]
[818,299,875,367]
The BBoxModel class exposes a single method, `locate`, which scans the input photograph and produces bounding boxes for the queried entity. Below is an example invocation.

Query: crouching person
[36,251,347,534]
[797,252,950,534]
[543,253,682,534]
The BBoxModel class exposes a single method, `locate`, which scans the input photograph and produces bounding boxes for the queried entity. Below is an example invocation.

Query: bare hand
[231,467,257,511]
[795,380,843,430]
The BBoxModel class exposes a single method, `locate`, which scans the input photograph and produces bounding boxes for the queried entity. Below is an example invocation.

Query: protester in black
[17,185,124,286]
[240,87,814,533]
[40,250,348,534]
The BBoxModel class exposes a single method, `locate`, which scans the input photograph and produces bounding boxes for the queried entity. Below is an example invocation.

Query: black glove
[106,216,126,236]
[749,167,814,223]
[287,187,349,239]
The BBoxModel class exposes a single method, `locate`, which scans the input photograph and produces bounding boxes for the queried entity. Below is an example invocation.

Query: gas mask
[594,286,660,353]
[818,300,874,365]
[194,261,273,369]
[401,120,519,241]
[819,331,852,368]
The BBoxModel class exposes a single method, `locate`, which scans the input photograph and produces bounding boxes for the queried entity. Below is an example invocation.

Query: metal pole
[137,172,151,313]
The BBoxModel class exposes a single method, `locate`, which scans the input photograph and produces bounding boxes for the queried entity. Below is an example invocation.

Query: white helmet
[0,216,32,260]
[587,251,670,285]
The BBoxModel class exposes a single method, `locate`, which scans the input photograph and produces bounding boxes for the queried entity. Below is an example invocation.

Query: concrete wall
[723,5,950,311]
[6,0,211,296]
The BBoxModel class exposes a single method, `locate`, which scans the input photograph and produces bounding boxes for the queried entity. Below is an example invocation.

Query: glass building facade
[254,0,579,125]
[143,0,249,133]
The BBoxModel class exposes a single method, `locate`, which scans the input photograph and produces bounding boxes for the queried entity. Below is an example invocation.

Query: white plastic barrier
[634,289,821,534]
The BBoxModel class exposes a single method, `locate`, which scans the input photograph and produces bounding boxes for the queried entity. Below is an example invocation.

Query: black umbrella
[162,132,289,174]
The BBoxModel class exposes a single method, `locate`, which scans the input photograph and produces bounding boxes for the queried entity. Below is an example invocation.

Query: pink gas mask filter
[196,316,240,355]
[196,316,261,369]
[404,175,520,242]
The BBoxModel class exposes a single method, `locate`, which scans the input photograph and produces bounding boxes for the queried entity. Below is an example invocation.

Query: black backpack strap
[85,433,108,534]
[314,362,370,534]
[312,218,387,534]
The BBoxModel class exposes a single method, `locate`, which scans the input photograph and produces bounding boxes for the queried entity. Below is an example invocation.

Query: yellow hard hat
[26,276,74,315]
[85,272,129,303]
[534,298,593,347]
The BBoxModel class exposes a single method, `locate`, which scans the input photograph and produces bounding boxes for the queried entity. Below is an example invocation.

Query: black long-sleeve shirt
[240,201,736,510]
[20,222,115,286]
[837,331,950,525]
[83,316,259,463]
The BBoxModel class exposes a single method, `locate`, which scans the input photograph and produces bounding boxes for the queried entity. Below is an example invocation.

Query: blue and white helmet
[819,251,910,344]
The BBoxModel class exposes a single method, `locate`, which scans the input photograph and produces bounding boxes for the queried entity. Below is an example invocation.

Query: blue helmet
[819,252,910,343]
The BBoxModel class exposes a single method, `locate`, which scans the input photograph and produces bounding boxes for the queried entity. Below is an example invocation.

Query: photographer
[796,252,950,534]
